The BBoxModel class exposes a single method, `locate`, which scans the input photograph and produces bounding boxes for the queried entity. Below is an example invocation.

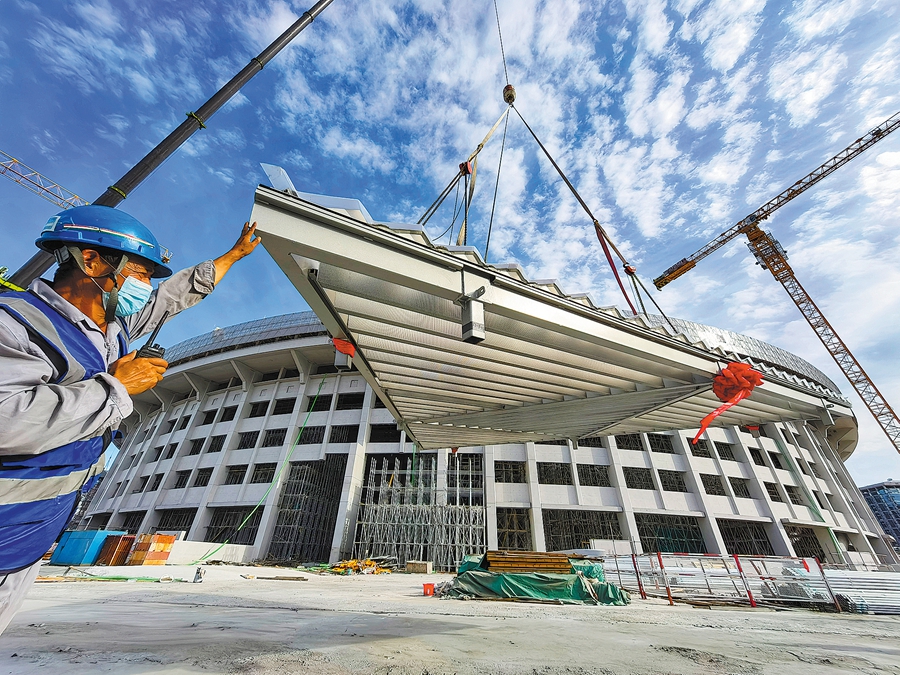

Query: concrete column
[525,442,545,551]
[484,445,498,549]
[606,436,642,554]
[328,385,373,561]
[671,432,728,555]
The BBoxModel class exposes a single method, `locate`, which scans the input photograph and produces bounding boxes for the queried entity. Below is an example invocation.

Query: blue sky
[1,0,899,485]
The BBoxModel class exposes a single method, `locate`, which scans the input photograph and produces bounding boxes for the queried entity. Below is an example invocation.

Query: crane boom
[0,150,88,210]
[745,226,900,450]
[654,110,900,290]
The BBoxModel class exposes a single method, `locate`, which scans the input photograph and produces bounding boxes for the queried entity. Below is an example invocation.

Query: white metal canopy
[250,186,851,450]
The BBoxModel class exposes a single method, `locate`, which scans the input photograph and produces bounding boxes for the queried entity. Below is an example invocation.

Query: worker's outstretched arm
[122,222,260,341]
[213,221,261,284]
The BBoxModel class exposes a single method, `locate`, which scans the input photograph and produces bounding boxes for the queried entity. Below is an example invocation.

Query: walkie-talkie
[137,311,169,359]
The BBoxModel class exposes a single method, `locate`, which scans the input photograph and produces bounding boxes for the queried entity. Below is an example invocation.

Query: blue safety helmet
[36,205,173,278]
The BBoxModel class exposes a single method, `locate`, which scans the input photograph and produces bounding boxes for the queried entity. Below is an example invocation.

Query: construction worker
[0,205,260,634]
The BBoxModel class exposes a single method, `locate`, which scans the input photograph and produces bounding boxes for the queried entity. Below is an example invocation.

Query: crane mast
[654,111,900,290]
[745,226,900,449]
[651,111,900,453]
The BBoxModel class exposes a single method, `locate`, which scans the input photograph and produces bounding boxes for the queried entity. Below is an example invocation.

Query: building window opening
[715,442,737,461]
[272,398,296,415]
[250,463,277,484]
[200,410,216,426]
[187,439,203,456]
[768,452,784,470]
[220,406,237,422]
[700,474,726,496]
[156,508,197,533]
[205,507,263,546]
[207,435,226,453]
[577,464,611,487]
[298,426,326,444]
[495,460,527,483]
[717,519,775,556]
[260,371,280,382]
[152,446,164,462]
[578,436,605,448]
[497,507,532,551]
[623,467,654,490]
[262,428,287,447]
[749,447,766,466]
[269,454,348,563]
[133,476,149,493]
[729,477,752,499]
[173,471,191,489]
[537,462,573,485]
[634,513,706,554]
[237,431,259,450]
[336,392,365,410]
[647,434,676,454]
[224,465,248,485]
[447,453,484,506]
[306,394,333,413]
[369,424,401,443]
[248,401,269,418]
[658,469,689,493]
[329,424,360,444]
[785,525,826,559]
[784,485,805,506]
[193,467,213,488]
[535,439,567,446]
[543,509,623,551]
[615,434,643,451]
[691,440,713,458]
[121,511,146,534]
[165,443,178,459]
[147,474,163,492]
[178,416,190,431]
[764,482,783,502]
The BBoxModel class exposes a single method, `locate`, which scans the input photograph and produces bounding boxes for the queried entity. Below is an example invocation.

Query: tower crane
[0,149,89,292]
[653,111,900,453]
[1,149,89,210]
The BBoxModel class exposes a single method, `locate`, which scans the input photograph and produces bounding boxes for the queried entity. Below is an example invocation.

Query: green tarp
[569,559,605,582]
[458,554,485,574]
[444,570,629,605]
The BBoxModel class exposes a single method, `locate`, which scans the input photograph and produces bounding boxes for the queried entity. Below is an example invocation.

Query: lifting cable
[484,110,509,263]
[511,105,638,315]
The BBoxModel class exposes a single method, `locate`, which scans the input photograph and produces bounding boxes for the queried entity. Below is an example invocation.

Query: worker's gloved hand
[109,351,168,395]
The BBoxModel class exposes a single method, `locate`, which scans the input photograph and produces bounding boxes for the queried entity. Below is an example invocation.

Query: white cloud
[768,45,847,126]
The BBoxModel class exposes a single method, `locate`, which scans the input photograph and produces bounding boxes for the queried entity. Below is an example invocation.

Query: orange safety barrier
[126,534,176,566]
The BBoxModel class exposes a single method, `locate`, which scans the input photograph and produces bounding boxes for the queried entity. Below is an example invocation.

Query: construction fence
[604,553,900,614]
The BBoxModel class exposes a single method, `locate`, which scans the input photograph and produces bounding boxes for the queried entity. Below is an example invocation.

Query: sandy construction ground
[1,564,898,675]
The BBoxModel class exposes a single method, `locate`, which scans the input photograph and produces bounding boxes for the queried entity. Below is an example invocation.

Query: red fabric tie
[333,338,356,358]
[692,363,764,444]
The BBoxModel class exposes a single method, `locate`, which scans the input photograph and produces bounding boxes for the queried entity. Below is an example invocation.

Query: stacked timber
[484,551,573,575]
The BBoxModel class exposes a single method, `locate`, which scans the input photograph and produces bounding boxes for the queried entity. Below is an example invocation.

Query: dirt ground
[1,564,898,675]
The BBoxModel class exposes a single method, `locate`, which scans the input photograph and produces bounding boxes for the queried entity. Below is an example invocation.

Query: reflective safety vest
[0,291,127,574]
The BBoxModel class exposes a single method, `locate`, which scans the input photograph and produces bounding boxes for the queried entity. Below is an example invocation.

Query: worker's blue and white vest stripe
[0,291,126,575]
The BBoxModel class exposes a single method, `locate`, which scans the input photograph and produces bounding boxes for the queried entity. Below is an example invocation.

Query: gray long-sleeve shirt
[0,260,216,457]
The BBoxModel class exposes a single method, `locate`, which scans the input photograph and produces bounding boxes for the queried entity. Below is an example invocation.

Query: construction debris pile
[301,557,397,575]
[439,551,630,606]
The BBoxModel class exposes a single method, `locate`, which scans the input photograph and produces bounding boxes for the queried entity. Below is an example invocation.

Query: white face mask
[102,276,153,317]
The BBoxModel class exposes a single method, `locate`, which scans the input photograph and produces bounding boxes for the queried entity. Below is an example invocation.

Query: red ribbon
[333,338,356,358]
[692,363,764,444]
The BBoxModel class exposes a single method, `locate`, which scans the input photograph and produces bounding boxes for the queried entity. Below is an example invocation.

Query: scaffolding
[353,452,486,571]
[267,454,347,563]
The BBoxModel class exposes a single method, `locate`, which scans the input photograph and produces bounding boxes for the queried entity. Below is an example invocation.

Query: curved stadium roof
[164,310,843,402]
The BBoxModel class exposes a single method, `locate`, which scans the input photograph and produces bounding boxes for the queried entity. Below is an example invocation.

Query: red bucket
[422,583,435,596]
